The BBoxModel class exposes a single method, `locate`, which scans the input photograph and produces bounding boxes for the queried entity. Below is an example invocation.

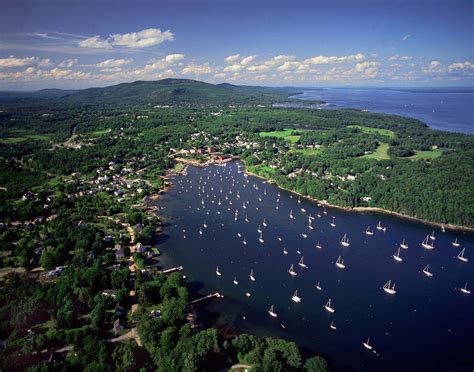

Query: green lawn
[89,129,112,136]
[259,128,304,144]
[361,142,390,160]
[294,147,322,156]
[247,164,276,177]
[348,125,395,138]
[408,149,443,160]
[0,134,51,144]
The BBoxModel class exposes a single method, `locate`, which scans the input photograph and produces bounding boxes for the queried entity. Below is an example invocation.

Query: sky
[0,0,472,90]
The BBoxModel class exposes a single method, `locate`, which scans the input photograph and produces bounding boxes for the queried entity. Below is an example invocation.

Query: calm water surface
[157,161,473,371]
[290,88,474,134]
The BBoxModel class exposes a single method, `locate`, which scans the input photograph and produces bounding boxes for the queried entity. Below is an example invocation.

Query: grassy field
[361,142,390,160]
[0,134,51,143]
[247,164,276,178]
[348,125,395,138]
[294,147,322,156]
[259,128,303,144]
[408,149,443,160]
[89,128,112,136]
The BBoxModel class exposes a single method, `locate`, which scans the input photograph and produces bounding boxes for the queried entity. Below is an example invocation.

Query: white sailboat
[452,238,460,247]
[289,210,294,219]
[335,255,345,269]
[457,248,468,262]
[199,228,203,235]
[268,305,277,317]
[365,226,374,236]
[383,280,396,294]
[288,264,297,276]
[315,281,322,290]
[330,217,336,227]
[249,269,256,281]
[393,248,403,262]
[330,321,336,330]
[243,238,247,245]
[421,235,434,249]
[430,231,436,240]
[315,241,322,249]
[422,264,433,277]
[362,338,373,350]
[340,234,350,247]
[298,256,308,268]
[257,225,262,233]
[258,231,264,244]
[283,247,288,255]
[203,222,207,228]
[376,221,386,231]
[301,233,308,238]
[324,298,335,313]
[216,266,222,276]
[460,282,471,294]
[237,233,242,238]
[291,290,301,303]
[233,277,238,285]
[400,238,408,249]
[278,237,282,241]
[262,218,267,227]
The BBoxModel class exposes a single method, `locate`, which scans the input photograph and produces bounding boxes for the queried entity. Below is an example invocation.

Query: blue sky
[0,0,472,89]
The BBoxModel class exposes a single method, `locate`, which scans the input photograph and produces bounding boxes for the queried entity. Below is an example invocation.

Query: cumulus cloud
[422,60,444,73]
[448,61,474,73]
[0,67,92,81]
[247,55,295,73]
[129,54,185,75]
[303,53,365,65]
[0,56,51,68]
[79,28,174,49]
[388,55,413,61]
[224,54,241,63]
[95,58,133,68]
[58,58,78,68]
[181,63,213,75]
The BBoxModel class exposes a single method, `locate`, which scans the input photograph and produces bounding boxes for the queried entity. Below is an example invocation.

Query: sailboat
[330,321,336,330]
[400,239,408,249]
[262,218,267,227]
[203,222,207,228]
[258,231,264,244]
[237,233,242,238]
[301,233,308,238]
[452,238,460,247]
[376,221,386,231]
[278,237,282,241]
[298,256,308,268]
[335,255,345,269]
[457,248,468,262]
[315,241,322,249]
[289,210,294,219]
[340,234,350,247]
[233,277,238,285]
[243,238,247,245]
[288,264,297,276]
[199,228,203,235]
[315,281,322,290]
[283,248,288,255]
[330,217,336,227]
[422,264,433,277]
[362,338,373,350]
[301,208,306,213]
[308,218,314,230]
[257,225,262,233]
[249,269,256,281]
[421,235,434,249]
[268,305,277,317]
[365,226,374,236]
[291,290,301,303]
[393,248,403,262]
[216,266,222,276]
[430,231,436,240]
[460,282,471,294]
[324,298,335,313]
[383,280,396,294]
[245,216,249,223]
[441,224,446,232]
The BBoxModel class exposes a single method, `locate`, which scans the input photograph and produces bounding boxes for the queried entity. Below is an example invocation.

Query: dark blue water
[290,88,474,134]
[157,161,474,371]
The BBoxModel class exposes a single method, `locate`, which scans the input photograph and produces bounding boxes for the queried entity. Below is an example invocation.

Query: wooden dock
[159,266,184,274]
[189,292,223,305]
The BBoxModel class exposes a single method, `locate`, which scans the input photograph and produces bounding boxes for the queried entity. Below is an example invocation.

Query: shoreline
[242,164,474,234]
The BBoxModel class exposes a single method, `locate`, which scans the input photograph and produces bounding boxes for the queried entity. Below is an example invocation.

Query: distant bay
[290,87,474,134]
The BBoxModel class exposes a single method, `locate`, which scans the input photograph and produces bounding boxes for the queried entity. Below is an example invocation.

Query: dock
[189,292,223,305]
[159,266,184,274]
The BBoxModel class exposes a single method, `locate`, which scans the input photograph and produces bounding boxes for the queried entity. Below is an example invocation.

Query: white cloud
[304,53,365,65]
[240,55,257,65]
[223,64,242,72]
[448,61,474,73]
[422,60,444,73]
[247,55,295,73]
[79,28,174,49]
[0,56,50,68]
[224,54,240,63]
[0,67,92,81]
[58,58,78,68]
[95,58,133,68]
[181,63,213,75]
[388,55,413,61]
[402,34,411,41]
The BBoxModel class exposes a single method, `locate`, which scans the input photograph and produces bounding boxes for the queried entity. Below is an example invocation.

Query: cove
[156,161,473,371]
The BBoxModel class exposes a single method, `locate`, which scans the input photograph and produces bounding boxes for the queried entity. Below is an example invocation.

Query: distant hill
[0,88,76,102]
[60,78,296,106]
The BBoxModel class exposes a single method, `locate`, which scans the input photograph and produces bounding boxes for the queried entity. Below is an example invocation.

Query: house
[115,247,125,260]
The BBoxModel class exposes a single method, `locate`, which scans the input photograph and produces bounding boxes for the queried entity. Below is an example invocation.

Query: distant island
[0,78,473,370]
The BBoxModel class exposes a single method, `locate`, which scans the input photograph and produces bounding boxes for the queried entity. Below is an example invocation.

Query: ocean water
[156,162,474,371]
[289,88,474,134]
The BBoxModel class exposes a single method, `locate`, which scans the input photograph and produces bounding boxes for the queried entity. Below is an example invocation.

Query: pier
[189,292,223,305]
[159,266,184,274]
